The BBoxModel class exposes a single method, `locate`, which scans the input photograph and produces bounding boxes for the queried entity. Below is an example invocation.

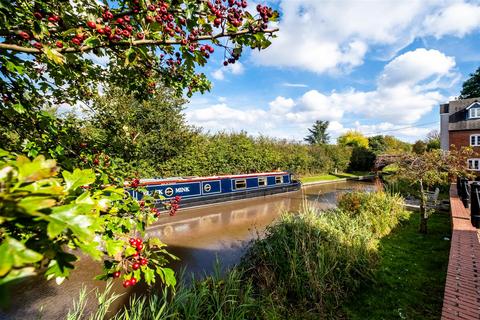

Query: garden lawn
[343,211,451,320]
[300,171,371,184]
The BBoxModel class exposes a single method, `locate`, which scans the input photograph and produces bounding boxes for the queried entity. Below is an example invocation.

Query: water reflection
[0,181,373,320]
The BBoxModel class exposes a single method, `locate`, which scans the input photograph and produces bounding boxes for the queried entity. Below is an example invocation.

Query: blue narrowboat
[130,171,301,210]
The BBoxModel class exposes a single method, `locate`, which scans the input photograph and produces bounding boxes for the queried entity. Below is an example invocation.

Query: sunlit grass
[300,171,371,183]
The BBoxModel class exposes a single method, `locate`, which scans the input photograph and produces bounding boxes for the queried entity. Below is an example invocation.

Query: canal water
[0,180,374,320]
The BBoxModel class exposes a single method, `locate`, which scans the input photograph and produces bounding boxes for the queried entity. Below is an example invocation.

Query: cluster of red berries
[257,4,274,22]
[207,0,247,28]
[121,237,149,287]
[131,178,140,188]
[168,195,181,216]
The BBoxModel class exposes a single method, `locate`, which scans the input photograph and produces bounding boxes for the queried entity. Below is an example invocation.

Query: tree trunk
[419,180,428,234]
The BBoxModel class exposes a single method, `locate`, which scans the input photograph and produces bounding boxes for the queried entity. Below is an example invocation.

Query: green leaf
[18,196,56,215]
[45,253,77,281]
[143,267,155,285]
[163,268,176,288]
[62,169,96,191]
[124,246,137,257]
[105,239,124,257]
[47,203,96,241]
[44,47,65,65]
[0,238,43,277]
[12,103,25,114]
[16,155,57,183]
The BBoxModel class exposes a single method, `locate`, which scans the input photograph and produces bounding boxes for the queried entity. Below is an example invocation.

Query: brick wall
[441,185,480,320]
[449,130,480,151]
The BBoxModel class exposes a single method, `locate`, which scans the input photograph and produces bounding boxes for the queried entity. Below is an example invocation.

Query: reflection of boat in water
[129,171,301,210]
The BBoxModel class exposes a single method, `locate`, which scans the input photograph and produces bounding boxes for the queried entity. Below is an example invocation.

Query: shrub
[241,191,409,317]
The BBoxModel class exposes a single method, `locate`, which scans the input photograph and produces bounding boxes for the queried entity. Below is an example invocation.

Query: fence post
[470,182,480,228]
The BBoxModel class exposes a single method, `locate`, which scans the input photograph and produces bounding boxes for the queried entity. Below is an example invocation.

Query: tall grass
[68,191,409,320]
[240,190,409,318]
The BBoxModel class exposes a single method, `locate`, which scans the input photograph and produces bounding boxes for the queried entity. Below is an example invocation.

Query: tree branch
[0,28,279,54]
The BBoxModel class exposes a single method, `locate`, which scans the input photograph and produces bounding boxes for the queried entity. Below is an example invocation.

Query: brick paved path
[441,184,480,320]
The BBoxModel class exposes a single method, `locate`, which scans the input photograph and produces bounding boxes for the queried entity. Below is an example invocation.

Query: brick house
[440,97,480,170]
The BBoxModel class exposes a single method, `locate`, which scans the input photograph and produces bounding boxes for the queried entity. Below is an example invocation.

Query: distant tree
[304,120,330,145]
[337,131,369,148]
[412,140,427,154]
[383,135,411,154]
[368,135,388,155]
[459,67,480,99]
[425,130,441,151]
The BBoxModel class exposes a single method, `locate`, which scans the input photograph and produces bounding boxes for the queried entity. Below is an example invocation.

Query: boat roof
[139,171,289,185]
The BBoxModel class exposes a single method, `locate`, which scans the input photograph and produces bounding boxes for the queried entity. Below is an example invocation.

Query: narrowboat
[130,171,301,210]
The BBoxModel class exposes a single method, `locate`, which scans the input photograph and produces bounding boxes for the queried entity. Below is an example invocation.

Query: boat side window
[258,177,267,187]
[275,176,282,184]
[235,179,247,189]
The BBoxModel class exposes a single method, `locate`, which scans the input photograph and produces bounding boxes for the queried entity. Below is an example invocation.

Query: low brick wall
[441,184,480,320]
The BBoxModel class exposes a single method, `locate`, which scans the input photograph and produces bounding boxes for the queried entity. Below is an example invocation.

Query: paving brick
[441,184,480,320]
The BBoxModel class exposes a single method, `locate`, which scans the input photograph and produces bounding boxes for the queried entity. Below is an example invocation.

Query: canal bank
[0,180,374,320]
[301,174,376,186]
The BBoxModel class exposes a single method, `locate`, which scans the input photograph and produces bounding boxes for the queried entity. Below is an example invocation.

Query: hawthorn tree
[337,131,369,149]
[0,0,278,299]
[393,147,475,234]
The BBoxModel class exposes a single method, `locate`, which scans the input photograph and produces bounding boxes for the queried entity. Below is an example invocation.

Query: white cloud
[423,2,480,38]
[282,83,309,88]
[211,62,245,81]
[253,0,480,74]
[186,48,456,142]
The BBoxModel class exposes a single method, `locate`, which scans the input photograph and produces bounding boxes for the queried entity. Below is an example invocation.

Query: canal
[0,180,374,320]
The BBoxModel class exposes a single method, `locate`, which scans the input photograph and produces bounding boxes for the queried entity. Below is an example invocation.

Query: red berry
[145,16,154,23]
[56,41,64,48]
[123,280,131,287]
[140,258,148,266]
[124,15,131,22]
[130,277,137,285]
[122,30,130,37]
[104,26,112,34]
[72,38,81,46]
[148,4,156,11]
[113,271,121,278]
[136,244,143,251]
[135,238,143,245]
[97,28,105,34]
[116,17,124,24]
[93,158,99,165]
[19,31,30,40]
[132,262,140,270]
[223,61,229,66]
[214,18,221,26]
[33,12,43,20]
[33,42,42,49]
[129,238,136,246]
[87,21,96,29]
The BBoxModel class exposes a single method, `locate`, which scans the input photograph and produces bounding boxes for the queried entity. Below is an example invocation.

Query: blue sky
[185,0,480,143]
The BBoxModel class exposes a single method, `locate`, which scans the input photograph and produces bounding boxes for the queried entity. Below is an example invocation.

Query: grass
[342,211,451,320]
[300,171,372,184]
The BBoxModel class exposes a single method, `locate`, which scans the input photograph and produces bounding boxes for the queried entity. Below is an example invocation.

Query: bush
[240,191,409,317]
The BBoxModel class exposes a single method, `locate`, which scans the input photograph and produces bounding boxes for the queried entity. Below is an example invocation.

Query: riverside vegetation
[67,190,428,319]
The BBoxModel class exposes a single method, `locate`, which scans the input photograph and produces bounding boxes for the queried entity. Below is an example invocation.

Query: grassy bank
[68,191,449,319]
[300,171,371,184]
[343,211,451,319]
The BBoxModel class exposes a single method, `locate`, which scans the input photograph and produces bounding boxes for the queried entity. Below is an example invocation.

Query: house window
[234,179,246,189]
[258,177,267,187]
[471,135,480,146]
[469,108,480,119]
[275,176,282,184]
[468,159,480,171]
